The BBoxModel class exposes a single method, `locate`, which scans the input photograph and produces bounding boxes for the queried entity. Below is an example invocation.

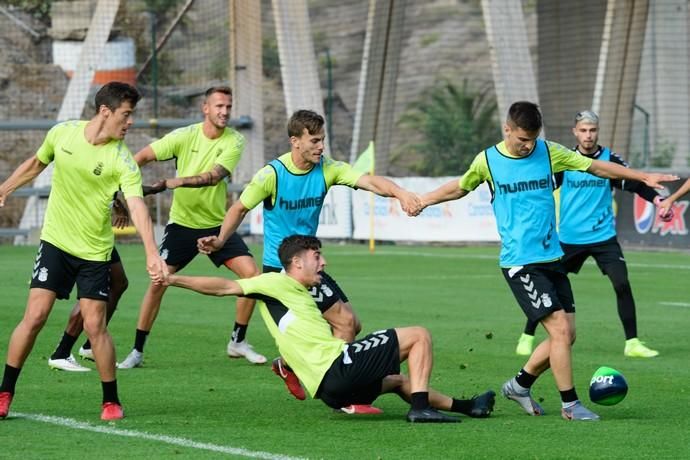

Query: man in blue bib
[197,110,420,409]
[515,110,672,358]
[412,101,676,421]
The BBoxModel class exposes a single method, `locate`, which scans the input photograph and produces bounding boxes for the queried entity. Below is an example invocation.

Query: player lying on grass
[154,234,495,423]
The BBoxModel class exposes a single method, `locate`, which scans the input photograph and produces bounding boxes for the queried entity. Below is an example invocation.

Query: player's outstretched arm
[198,199,251,254]
[355,175,421,214]
[411,180,469,217]
[0,156,47,207]
[127,195,166,278]
[143,180,167,196]
[587,159,678,189]
[163,274,244,297]
[165,164,230,190]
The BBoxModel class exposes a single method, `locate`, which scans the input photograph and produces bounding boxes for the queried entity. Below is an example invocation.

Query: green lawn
[1,243,689,459]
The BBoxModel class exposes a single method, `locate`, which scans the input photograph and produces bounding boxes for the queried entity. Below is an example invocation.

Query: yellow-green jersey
[236,272,345,397]
[152,123,245,229]
[458,140,593,192]
[238,152,363,210]
[36,120,142,261]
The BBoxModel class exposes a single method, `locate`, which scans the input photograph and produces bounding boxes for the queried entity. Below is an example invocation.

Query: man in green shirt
[0,82,166,421]
[157,234,495,423]
[117,86,265,369]
[197,110,420,403]
[47,183,166,372]
[410,101,676,421]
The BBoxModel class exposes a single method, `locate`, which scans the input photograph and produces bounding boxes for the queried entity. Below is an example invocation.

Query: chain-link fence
[1,0,688,242]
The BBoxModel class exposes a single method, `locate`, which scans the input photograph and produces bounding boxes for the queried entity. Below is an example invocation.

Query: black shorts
[159,222,252,270]
[263,265,349,313]
[561,237,626,276]
[502,261,575,323]
[29,240,111,301]
[316,329,400,409]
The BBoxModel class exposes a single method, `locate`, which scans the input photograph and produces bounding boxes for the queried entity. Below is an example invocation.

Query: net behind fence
[1,0,688,242]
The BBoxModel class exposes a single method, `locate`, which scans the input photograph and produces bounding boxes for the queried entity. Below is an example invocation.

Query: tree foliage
[395,79,500,176]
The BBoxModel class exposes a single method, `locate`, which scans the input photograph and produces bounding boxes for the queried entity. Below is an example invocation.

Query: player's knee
[82,317,105,338]
[411,326,432,347]
[23,310,49,333]
[552,326,572,344]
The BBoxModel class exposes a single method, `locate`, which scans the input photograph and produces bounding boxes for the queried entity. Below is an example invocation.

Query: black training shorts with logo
[159,222,252,270]
[501,261,575,323]
[30,240,111,301]
[316,328,400,409]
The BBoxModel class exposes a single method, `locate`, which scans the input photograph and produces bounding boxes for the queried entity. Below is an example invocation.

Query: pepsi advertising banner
[616,179,690,248]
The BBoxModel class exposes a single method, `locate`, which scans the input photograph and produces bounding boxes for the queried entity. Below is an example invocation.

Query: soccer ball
[589,366,628,406]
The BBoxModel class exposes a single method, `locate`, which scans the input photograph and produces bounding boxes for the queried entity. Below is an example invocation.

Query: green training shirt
[152,123,245,229]
[238,153,363,209]
[458,140,592,191]
[236,272,345,397]
[36,120,142,261]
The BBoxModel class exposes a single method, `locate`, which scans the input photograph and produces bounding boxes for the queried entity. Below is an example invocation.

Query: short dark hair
[507,101,542,132]
[287,110,325,137]
[278,235,322,269]
[204,86,233,100]
[94,82,141,113]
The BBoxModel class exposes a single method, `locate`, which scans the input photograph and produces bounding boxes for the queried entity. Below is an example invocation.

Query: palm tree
[395,79,499,176]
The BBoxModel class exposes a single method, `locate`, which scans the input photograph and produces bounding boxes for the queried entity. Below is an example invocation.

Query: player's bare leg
[322,300,361,342]
[223,256,266,364]
[118,265,177,369]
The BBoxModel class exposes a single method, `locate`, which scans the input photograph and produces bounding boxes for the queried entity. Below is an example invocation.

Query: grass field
[1,243,689,459]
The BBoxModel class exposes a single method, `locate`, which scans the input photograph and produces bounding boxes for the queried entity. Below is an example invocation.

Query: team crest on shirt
[93,162,104,176]
[37,267,49,282]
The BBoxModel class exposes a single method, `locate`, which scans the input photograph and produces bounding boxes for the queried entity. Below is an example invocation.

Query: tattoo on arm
[179,164,231,188]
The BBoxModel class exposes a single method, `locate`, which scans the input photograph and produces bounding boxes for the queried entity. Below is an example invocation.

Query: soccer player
[47,184,166,372]
[513,110,671,358]
[158,234,495,423]
[118,86,266,369]
[0,82,165,420]
[197,109,420,402]
[410,101,676,421]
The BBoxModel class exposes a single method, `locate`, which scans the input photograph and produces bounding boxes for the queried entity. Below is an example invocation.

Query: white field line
[659,302,690,307]
[336,250,690,270]
[13,412,305,460]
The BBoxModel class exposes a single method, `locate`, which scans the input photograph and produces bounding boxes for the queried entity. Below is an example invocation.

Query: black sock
[515,368,538,389]
[82,339,91,350]
[451,398,473,415]
[101,380,120,404]
[560,388,578,404]
[134,329,149,353]
[524,320,538,336]
[410,391,430,410]
[51,332,79,360]
[232,322,248,343]
[0,364,21,394]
